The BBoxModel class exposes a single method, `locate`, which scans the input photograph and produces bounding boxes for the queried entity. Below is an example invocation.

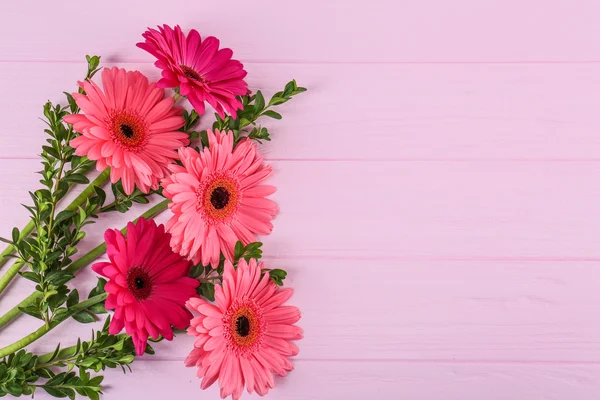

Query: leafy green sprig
[0,82,204,329]
[0,200,170,332]
[202,80,306,146]
[0,86,157,328]
[0,317,150,400]
[180,109,201,141]
[190,241,287,302]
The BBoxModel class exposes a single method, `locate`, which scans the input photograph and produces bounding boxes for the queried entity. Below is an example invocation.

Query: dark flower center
[180,65,203,82]
[134,277,145,289]
[127,267,152,301]
[120,124,134,139]
[210,187,230,210]
[109,111,148,153]
[235,315,251,337]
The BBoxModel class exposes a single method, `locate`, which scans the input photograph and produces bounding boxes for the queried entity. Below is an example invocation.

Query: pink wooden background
[2,0,600,398]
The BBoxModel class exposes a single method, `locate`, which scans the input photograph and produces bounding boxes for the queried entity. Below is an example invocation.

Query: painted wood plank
[0,159,599,260]
[29,360,600,399]
[1,63,600,160]
[1,0,600,62]
[4,258,600,362]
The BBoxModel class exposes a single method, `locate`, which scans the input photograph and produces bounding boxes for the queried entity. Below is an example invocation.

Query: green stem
[66,199,170,274]
[0,293,36,330]
[0,169,111,270]
[0,261,24,294]
[46,154,69,239]
[0,293,107,358]
[35,333,129,369]
[0,199,170,330]
[36,344,80,367]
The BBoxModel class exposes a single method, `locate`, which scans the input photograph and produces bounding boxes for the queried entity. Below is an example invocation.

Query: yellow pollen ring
[203,178,239,220]
[230,306,259,347]
[110,111,147,150]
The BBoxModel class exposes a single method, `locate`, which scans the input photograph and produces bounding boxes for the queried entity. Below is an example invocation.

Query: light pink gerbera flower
[92,218,199,355]
[64,67,189,195]
[186,258,302,399]
[137,25,248,118]
[162,129,277,266]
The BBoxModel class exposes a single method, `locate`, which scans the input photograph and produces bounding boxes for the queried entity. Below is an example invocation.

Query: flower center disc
[180,65,205,83]
[127,267,153,300]
[198,175,240,222]
[235,315,251,337]
[210,187,230,210]
[229,306,260,347]
[109,111,147,152]
[121,124,135,138]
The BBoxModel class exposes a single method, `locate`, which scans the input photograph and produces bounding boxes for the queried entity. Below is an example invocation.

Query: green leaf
[253,91,265,113]
[198,130,209,148]
[64,92,78,113]
[119,355,135,364]
[67,289,79,308]
[88,278,107,298]
[55,210,77,226]
[84,389,100,400]
[11,227,20,243]
[198,282,215,301]
[234,241,244,259]
[93,186,106,207]
[190,264,203,278]
[111,181,124,197]
[42,145,60,159]
[20,271,40,283]
[72,310,96,324]
[262,110,282,120]
[53,308,71,321]
[141,344,154,356]
[48,343,62,362]
[283,80,296,96]
[114,203,129,213]
[87,303,107,314]
[77,206,87,226]
[44,289,59,302]
[18,305,42,320]
[43,387,68,398]
[6,382,23,396]
[269,97,287,106]
[269,269,287,286]
[132,195,150,204]
[65,173,90,184]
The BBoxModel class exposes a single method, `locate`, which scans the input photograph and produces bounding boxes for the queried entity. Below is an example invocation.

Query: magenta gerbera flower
[64,67,189,195]
[92,218,199,355]
[186,258,302,399]
[137,25,248,118]
[162,129,277,267]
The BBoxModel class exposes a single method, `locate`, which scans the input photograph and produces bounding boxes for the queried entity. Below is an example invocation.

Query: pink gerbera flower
[186,258,302,399]
[137,25,248,118]
[162,129,277,266]
[92,218,199,355]
[64,67,189,195]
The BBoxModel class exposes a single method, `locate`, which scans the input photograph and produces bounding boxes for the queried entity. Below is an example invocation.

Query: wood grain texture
[1,1,600,398]
[1,0,600,62]
[0,159,599,260]
[2,63,600,160]
[96,361,600,399]
[3,258,600,363]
